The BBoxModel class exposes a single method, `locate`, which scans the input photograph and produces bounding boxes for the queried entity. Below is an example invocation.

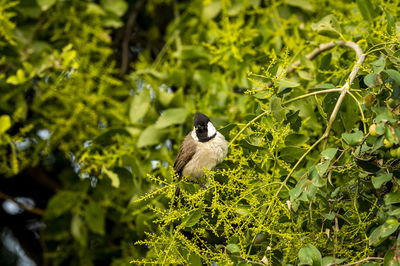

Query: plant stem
[342,257,383,266]
[282,88,342,106]
[247,40,366,257]
[229,110,269,147]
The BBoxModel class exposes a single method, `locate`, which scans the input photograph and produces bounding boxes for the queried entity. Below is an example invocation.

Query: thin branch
[229,110,269,147]
[120,0,145,75]
[247,41,366,257]
[229,254,266,265]
[0,191,44,216]
[322,41,365,148]
[282,87,342,105]
[287,41,337,74]
[347,91,367,134]
[342,257,384,266]
[276,41,365,203]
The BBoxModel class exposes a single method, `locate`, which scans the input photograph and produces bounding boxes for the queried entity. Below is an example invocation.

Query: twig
[282,87,342,105]
[0,191,44,216]
[120,0,145,75]
[273,40,365,211]
[229,110,269,147]
[342,257,383,266]
[287,41,338,73]
[333,216,339,263]
[247,40,366,257]
[229,254,266,265]
[322,41,365,148]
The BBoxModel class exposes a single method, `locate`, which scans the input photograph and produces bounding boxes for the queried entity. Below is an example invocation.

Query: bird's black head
[193,112,216,142]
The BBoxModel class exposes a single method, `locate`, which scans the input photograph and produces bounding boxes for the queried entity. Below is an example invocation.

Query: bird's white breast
[182,132,228,179]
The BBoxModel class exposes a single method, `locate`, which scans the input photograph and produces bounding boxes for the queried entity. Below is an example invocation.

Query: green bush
[1,0,400,265]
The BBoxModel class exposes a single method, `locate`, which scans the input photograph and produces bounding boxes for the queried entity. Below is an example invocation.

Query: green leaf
[285,134,309,146]
[384,250,400,266]
[364,73,377,88]
[322,256,346,266]
[370,218,399,246]
[285,0,313,11]
[384,9,395,35]
[384,69,400,85]
[202,1,222,20]
[103,167,120,188]
[357,0,376,22]
[315,83,335,89]
[321,148,338,160]
[175,46,210,61]
[183,209,202,227]
[388,208,400,218]
[372,173,393,189]
[373,107,396,123]
[188,253,202,266]
[315,160,330,177]
[159,90,175,107]
[298,244,322,266]
[101,0,128,17]
[130,89,151,123]
[0,115,11,135]
[381,218,400,238]
[385,126,398,145]
[226,243,240,254]
[321,212,335,221]
[71,215,87,246]
[385,191,400,205]
[311,15,341,38]
[369,225,383,246]
[36,0,57,11]
[93,128,131,145]
[280,147,306,162]
[84,201,106,235]
[371,56,385,74]
[155,108,187,128]
[137,125,166,148]
[342,130,364,146]
[289,179,307,200]
[270,96,286,122]
[239,139,266,151]
[45,191,81,219]
[277,79,300,88]
[218,123,236,139]
[310,167,324,187]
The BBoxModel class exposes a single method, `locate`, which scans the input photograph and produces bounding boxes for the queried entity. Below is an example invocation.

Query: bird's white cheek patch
[207,121,216,138]
[191,129,198,142]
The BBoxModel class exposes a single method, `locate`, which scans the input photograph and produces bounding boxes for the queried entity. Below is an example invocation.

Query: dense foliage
[1,0,400,265]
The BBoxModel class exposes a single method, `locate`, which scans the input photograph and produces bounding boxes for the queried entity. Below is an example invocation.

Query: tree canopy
[1,0,400,265]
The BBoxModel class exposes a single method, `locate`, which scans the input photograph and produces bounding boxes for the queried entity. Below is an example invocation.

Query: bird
[173,112,228,193]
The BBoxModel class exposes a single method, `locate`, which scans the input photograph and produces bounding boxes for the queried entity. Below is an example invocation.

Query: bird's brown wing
[173,133,197,177]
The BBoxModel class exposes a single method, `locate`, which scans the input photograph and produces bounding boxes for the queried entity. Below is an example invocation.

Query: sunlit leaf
[285,0,313,11]
[71,215,87,246]
[311,15,341,38]
[137,125,167,148]
[357,0,376,22]
[130,89,151,123]
[45,191,82,219]
[103,167,120,188]
[37,0,57,11]
[298,244,322,266]
[226,243,240,254]
[155,108,187,128]
[0,115,11,135]
[84,201,106,235]
[342,130,363,146]
[270,96,286,122]
[372,173,393,189]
